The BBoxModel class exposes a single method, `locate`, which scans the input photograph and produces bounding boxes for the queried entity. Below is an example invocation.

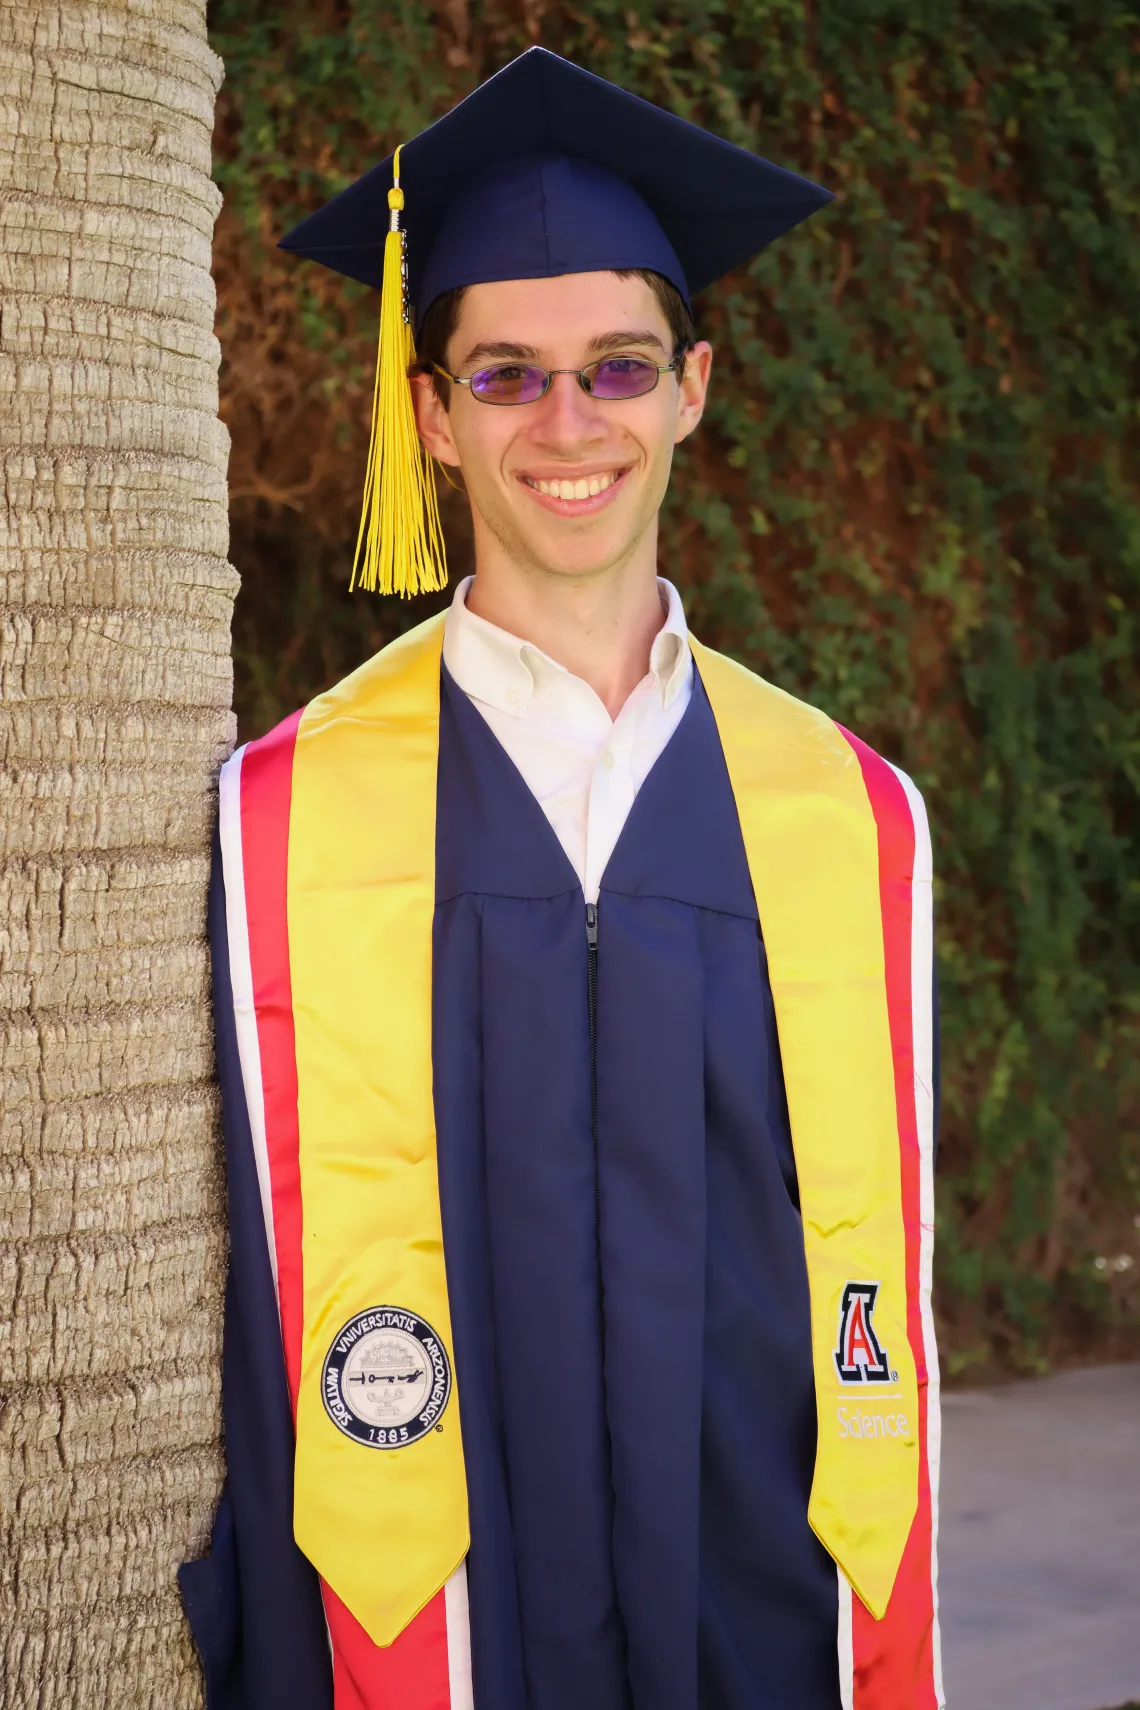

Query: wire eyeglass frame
[418,351,685,406]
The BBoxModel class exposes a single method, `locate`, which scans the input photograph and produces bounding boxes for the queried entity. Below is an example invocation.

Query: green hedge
[208,0,1140,1374]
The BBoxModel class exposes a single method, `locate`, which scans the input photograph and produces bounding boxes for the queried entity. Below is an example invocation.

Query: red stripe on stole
[837,729,937,1709]
[240,710,305,1408]
[323,1583,452,1710]
[239,711,454,1709]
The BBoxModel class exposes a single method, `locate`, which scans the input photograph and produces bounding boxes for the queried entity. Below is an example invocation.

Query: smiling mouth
[521,469,626,502]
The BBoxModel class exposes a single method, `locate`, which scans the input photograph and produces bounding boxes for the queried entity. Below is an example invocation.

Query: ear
[411,372,462,467]
[674,341,713,446]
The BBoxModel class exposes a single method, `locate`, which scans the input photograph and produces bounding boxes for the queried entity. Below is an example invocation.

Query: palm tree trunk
[1,3,235,1703]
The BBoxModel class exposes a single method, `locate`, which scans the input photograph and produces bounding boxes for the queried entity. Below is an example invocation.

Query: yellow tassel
[350,144,448,597]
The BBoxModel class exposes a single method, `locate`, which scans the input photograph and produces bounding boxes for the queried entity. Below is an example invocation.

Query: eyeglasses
[423,353,681,406]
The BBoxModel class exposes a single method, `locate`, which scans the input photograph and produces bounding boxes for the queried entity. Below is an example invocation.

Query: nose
[529,369,609,451]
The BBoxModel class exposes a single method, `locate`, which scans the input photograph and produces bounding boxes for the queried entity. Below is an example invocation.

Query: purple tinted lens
[589,357,661,400]
[470,363,547,404]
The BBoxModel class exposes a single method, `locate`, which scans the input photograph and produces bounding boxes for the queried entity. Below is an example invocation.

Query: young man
[181,47,942,1710]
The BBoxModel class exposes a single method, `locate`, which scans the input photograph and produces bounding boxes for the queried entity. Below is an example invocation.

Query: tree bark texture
[0,3,236,1703]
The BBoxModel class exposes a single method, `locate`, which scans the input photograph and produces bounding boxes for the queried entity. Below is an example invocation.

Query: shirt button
[601,749,615,771]
[506,688,521,706]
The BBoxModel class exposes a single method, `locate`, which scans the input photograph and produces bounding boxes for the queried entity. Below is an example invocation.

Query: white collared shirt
[443,576,694,904]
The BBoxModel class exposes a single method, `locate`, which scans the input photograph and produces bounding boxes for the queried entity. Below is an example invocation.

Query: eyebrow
[457,327,671,369]
[586,328,670,358]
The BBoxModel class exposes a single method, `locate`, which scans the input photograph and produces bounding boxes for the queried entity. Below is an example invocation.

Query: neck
[464,523,665,720]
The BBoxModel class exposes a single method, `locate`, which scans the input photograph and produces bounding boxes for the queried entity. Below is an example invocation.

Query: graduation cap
[281,47,832,597]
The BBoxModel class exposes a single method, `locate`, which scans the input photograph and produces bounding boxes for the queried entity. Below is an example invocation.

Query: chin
[475,490,651,581]
[523,518,650,580]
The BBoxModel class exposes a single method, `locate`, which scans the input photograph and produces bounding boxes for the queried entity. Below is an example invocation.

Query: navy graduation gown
[434,669,841,1710]
[186,665,859,1709]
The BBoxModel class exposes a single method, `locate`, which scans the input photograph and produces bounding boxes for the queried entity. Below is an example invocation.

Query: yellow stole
[284,613,917,1644]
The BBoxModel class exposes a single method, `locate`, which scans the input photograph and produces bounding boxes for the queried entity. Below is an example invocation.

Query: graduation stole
[224,610,938,1661]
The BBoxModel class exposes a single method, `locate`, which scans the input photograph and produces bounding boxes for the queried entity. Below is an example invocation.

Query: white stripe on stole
[444,1561,474,1709]
[837,1568,855,1709]
[890,765,945,1708]
[218,746,281,1307]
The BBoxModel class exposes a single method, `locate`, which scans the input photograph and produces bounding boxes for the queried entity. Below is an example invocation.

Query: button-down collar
[443,575,691,721]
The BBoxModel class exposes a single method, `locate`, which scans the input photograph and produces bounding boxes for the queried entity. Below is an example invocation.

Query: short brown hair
[416,268,695,406]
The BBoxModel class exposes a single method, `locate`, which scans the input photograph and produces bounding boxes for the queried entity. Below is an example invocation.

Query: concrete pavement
[939,1363,1140,1710]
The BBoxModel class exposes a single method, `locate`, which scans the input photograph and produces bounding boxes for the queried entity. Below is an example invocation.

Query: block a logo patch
[322,1306,452,1449]
[833,1280,894,1384]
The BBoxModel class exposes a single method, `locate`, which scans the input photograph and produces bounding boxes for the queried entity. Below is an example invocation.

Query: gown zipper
[586,903,599,1107]
[585,902,605,1338]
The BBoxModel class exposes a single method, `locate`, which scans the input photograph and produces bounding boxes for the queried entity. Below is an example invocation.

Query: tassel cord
[351,144,449,597]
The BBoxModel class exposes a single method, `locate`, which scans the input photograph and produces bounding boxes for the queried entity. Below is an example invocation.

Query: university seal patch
[321,1307,452,1448]
[833,1280,894,1384]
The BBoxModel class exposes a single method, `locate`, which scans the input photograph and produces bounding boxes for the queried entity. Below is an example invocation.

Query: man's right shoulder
[221,706,305,794]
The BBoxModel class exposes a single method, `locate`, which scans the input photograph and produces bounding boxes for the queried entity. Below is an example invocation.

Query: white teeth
[532,471,618,499]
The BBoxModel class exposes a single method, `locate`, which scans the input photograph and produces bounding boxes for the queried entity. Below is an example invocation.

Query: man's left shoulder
[692,636,930,836]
